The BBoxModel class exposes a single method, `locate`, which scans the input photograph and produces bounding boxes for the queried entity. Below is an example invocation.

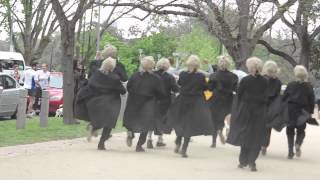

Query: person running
[282,65,315,159]
[167,55,213,158]
[146,58,179,149]
[123,56,165,152]
[75,57,126,150]
[24,63,37,117]
[208,56,238,148]
[227,57,268,172]
[260,60,282,156]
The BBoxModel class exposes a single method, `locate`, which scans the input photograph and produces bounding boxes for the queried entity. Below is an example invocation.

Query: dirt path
[0,126,320,180]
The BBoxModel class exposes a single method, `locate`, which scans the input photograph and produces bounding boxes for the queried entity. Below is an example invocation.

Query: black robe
[166,71,213,137]
[123,71,166,133]
[88,60,128,82]
[75,71,126,129]
[283,81,315,127]
[227,75,268,148]
[208,70,238,131]
[153,70,179,134]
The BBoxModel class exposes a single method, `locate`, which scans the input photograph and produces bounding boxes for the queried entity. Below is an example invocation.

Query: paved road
[0,126,320,180]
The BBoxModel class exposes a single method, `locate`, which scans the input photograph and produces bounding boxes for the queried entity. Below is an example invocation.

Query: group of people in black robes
[74,44,317,172]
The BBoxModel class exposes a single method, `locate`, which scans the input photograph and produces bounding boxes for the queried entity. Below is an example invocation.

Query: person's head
[186,55,200,73]
[31,63,37,70]
[99,57,116,74]
[217,55,231,71]
[262,60,280,78]
[95,51,103,60]
[13,64,19,71]
[246,57,263,75]
[41,63,48,72]
[156,58,171,71]
[140,56,155,73]
[294,65,308,82]
[102,44,118,59]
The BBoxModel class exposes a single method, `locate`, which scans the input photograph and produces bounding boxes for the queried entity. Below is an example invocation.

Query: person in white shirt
[24,63,37,116]
[35,63,50,90]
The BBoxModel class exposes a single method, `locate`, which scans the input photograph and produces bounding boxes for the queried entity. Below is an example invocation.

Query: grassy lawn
[0,117,125,147]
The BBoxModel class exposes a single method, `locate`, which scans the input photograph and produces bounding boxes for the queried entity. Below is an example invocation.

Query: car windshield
[0,59,24,70]
[49,75,63,89]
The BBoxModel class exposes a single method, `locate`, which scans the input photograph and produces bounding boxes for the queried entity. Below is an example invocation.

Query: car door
[0,74,19,116]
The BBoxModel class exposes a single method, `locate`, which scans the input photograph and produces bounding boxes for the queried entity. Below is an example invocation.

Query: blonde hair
[156,58,170,70]
[262,60,280,78]
[102,44,118,59]
[95,51,103,60]
[217,55,231,70]
[294,65,308,82]
[186,55,200,72]
[246,57,263,75]
[99,57,116,74]
[141,56,155,72]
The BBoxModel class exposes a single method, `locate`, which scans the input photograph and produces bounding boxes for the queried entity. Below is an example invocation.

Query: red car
[48,72,63,115]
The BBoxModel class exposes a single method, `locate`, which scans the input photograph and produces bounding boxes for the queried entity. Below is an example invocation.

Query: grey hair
[294,65,308,82]
[156,58,170,71]
[262,60,280,78]
[246,57,263,75]
[141,56,155,72]
[217,55,231,70]
[186,55,200,72]
[102,44,118,59]
[99,57,116,74]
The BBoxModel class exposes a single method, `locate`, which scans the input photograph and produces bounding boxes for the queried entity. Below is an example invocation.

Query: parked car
[48,72,63,115]
[0,73,23,118]
[0,51,26,85]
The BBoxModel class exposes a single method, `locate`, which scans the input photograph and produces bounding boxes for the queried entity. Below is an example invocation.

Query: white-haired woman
[227,57,268,172]
[282,65,315,159]
[260,60,282,156]
[88,44,128,82]
[146,58,179,149]
[167,55,213,158]
[75,57,126,150]
[123,56,166,152]
[208,56,238,148]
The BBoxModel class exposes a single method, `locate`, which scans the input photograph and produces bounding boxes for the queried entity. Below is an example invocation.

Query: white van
[0,51,26,84]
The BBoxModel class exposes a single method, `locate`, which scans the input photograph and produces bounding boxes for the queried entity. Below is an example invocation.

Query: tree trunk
[61,25,76,124]
[227,40,254,71]
[299,34,312,68]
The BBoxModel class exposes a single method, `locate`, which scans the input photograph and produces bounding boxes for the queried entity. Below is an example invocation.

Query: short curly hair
[246,57,263,75]
[262,60,280,78]
[294,65,308,82]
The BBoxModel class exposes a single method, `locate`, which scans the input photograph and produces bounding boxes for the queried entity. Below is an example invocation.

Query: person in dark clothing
[208,56,238,148]
[88,45,128,82]
[146,58,179,149]
[123,56,166,152]
[75,57,126,150]
[167,55,213,158]
[227,57,268,172]
[260,60,282,156]
[282,65,315,159]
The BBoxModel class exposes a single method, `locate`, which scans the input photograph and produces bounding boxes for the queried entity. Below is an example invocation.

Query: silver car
[0,73,22,118]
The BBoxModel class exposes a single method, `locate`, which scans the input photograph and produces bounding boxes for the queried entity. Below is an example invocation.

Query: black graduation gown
[75,71,126,129]
[88,60,128,82]
[283,81,315,127]
[227,75,268,148]
[208,70,238,131]
[123,71,166,133]
[166,71,213,137]
[153,70,179,134]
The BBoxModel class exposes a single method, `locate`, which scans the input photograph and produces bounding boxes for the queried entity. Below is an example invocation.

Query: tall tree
[102,0,297,69]
[51,0,94,124]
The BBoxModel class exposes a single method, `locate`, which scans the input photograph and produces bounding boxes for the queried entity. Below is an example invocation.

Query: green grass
[0,117,125,147]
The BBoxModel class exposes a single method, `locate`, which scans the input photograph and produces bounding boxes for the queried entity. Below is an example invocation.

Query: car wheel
[11,109,17,119]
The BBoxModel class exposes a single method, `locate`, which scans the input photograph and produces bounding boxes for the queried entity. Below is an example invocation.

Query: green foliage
[176,26,220,66]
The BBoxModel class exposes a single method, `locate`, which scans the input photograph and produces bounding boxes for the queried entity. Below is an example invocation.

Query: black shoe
[210,142,216,148]
[156,142,166,147]
[147,140,154,149]
[295,144,302,157]
[98,144,106,151]
[261,147,267,156]
[174,144,181,153]
[249,165,257,172]
[136,146,145,152]
[126,136,133,147]
[288,152,295,159]
[181,151,188,158]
